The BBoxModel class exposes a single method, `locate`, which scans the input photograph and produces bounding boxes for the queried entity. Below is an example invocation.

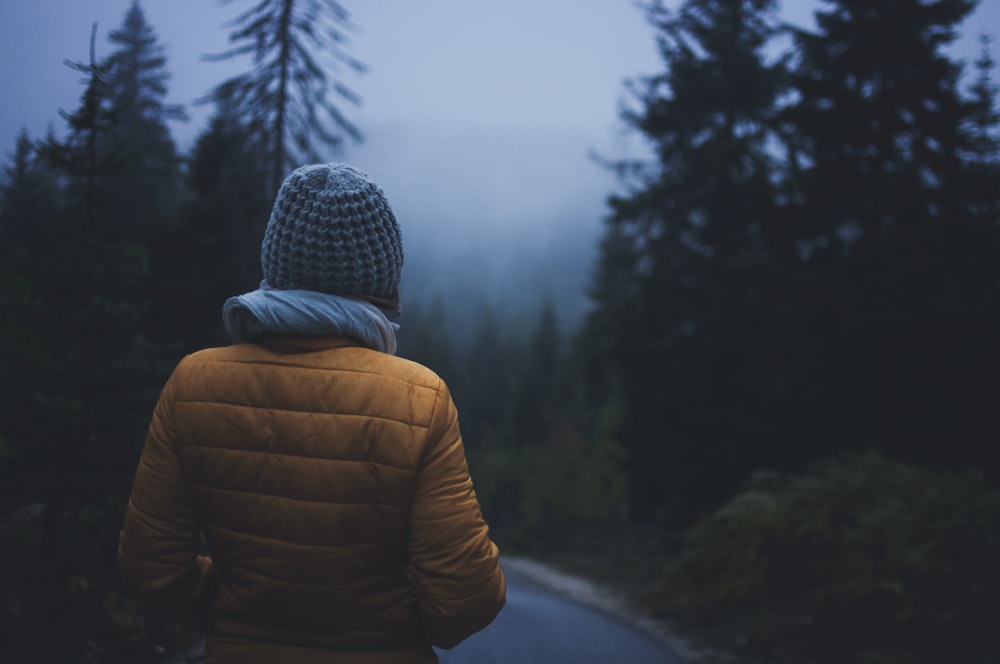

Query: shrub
[649,452,1000,664]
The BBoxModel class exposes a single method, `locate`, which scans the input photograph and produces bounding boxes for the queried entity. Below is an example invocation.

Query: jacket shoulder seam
[189,482,408,509]
[187,357,441,390]
[174,400,432,429]
[178,445,422,471]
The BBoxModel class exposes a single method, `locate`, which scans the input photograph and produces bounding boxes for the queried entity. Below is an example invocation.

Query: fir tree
[396,293,461,390]
[512,299,560,446]
[1,25,169,661]
[962,34,1000,223]
[104,0,185,124]
[457,299,513,447]
[100,0,184,235]
[0,129,61,241]
[205,0,366,190]
[782,0,998,468]
[147,102,271,351]
[37,25,118,233]
[785,0,978,257]
[583,0,788,524]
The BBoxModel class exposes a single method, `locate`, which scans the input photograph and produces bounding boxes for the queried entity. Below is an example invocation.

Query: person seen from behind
[118,163,507,663]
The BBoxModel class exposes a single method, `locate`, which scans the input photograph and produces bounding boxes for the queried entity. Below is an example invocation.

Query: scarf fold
[222,281,399,355]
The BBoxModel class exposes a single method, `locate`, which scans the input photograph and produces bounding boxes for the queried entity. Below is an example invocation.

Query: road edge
[501,556,704,662]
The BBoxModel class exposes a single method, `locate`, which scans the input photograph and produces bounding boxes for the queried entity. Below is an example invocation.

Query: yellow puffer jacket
[118,336,506,664]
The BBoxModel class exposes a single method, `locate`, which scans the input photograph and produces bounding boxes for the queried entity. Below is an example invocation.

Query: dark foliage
[204,0,366,191]
[649,454,1000,664]
[1,0,998,661]
[583,0,794,524]
[583,0,1000,527]
[98,0,185,240]
[1,23,176,662]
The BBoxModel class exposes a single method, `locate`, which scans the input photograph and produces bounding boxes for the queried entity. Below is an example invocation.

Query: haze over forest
[2,0,996,333]
[3,1,1000,662]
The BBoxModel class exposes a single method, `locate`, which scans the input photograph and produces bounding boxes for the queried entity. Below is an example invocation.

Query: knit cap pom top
[261,163,404,299]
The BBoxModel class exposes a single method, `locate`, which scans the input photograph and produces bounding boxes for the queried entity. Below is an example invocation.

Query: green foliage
[519,420,628,528]
[399,298,631,545]
[468,422,629,549]
[650,453,1000,663]
[0,436,13,464]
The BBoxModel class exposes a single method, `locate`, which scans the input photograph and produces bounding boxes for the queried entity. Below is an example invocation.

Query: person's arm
[408,380,507,649]
[117,368,213,609]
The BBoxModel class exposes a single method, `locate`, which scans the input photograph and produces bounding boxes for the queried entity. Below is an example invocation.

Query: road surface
[436,561,683,663]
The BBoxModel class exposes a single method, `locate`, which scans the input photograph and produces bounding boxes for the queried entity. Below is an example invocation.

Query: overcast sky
[1,1,995,146]
[0,0,996,269]
[0,0,666,158]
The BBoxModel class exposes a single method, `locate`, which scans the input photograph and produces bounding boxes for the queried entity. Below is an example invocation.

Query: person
[118,163,507,663]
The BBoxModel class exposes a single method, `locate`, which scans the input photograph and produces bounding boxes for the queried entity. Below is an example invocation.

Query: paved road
[436,565,682,663]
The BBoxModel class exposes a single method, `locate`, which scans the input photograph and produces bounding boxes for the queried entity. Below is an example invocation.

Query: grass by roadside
[496,524,743,663]
[497,454,1000,664]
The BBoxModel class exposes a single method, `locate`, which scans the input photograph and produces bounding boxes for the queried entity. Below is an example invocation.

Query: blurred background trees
[203,0,366,191]
[0,0,998,661]
[572,0,1000,660]
[1,20,171,662]
[582,0,791,525]
[100,0,185,240]
[583,0,1000,527]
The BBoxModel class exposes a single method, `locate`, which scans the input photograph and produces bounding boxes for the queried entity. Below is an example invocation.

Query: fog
[0,0,661,330]
[343,120,628,330]
[1,0,996,330]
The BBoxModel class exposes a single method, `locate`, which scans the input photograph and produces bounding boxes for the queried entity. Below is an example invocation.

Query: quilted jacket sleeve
[408,380,506,649]
[117,367,212,609]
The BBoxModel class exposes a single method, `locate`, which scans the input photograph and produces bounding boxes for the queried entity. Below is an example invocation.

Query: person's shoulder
[172,342,448,393]
[164,344,274,387]
[173,343,256,369]
[357,349,446,390]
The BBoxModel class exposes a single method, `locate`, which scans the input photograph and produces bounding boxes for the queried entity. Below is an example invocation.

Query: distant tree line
[1,0,998,662]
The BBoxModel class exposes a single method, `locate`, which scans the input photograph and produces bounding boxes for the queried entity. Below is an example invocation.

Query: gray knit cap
[261,163,403,298]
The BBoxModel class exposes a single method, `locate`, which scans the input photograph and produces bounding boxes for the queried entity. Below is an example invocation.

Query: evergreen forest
[1,0,999,662]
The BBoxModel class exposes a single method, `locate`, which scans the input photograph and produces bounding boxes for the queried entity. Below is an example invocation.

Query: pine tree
[104,0,185,124]
[785,0,977,257]
[0,129,61,240]
[38,26,119,233]
[962,34,1000,222]
[583,0,788,524]
[396,293,461,390]
[1,27,169,660]
[147,102,271,351]
[457,299,513,448]
[512,299,560,446]
[782,0,998,469]
[205,0,366,190]
[100,0,184,236]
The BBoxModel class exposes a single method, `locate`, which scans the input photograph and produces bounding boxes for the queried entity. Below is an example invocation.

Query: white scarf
[222,282,399,355]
